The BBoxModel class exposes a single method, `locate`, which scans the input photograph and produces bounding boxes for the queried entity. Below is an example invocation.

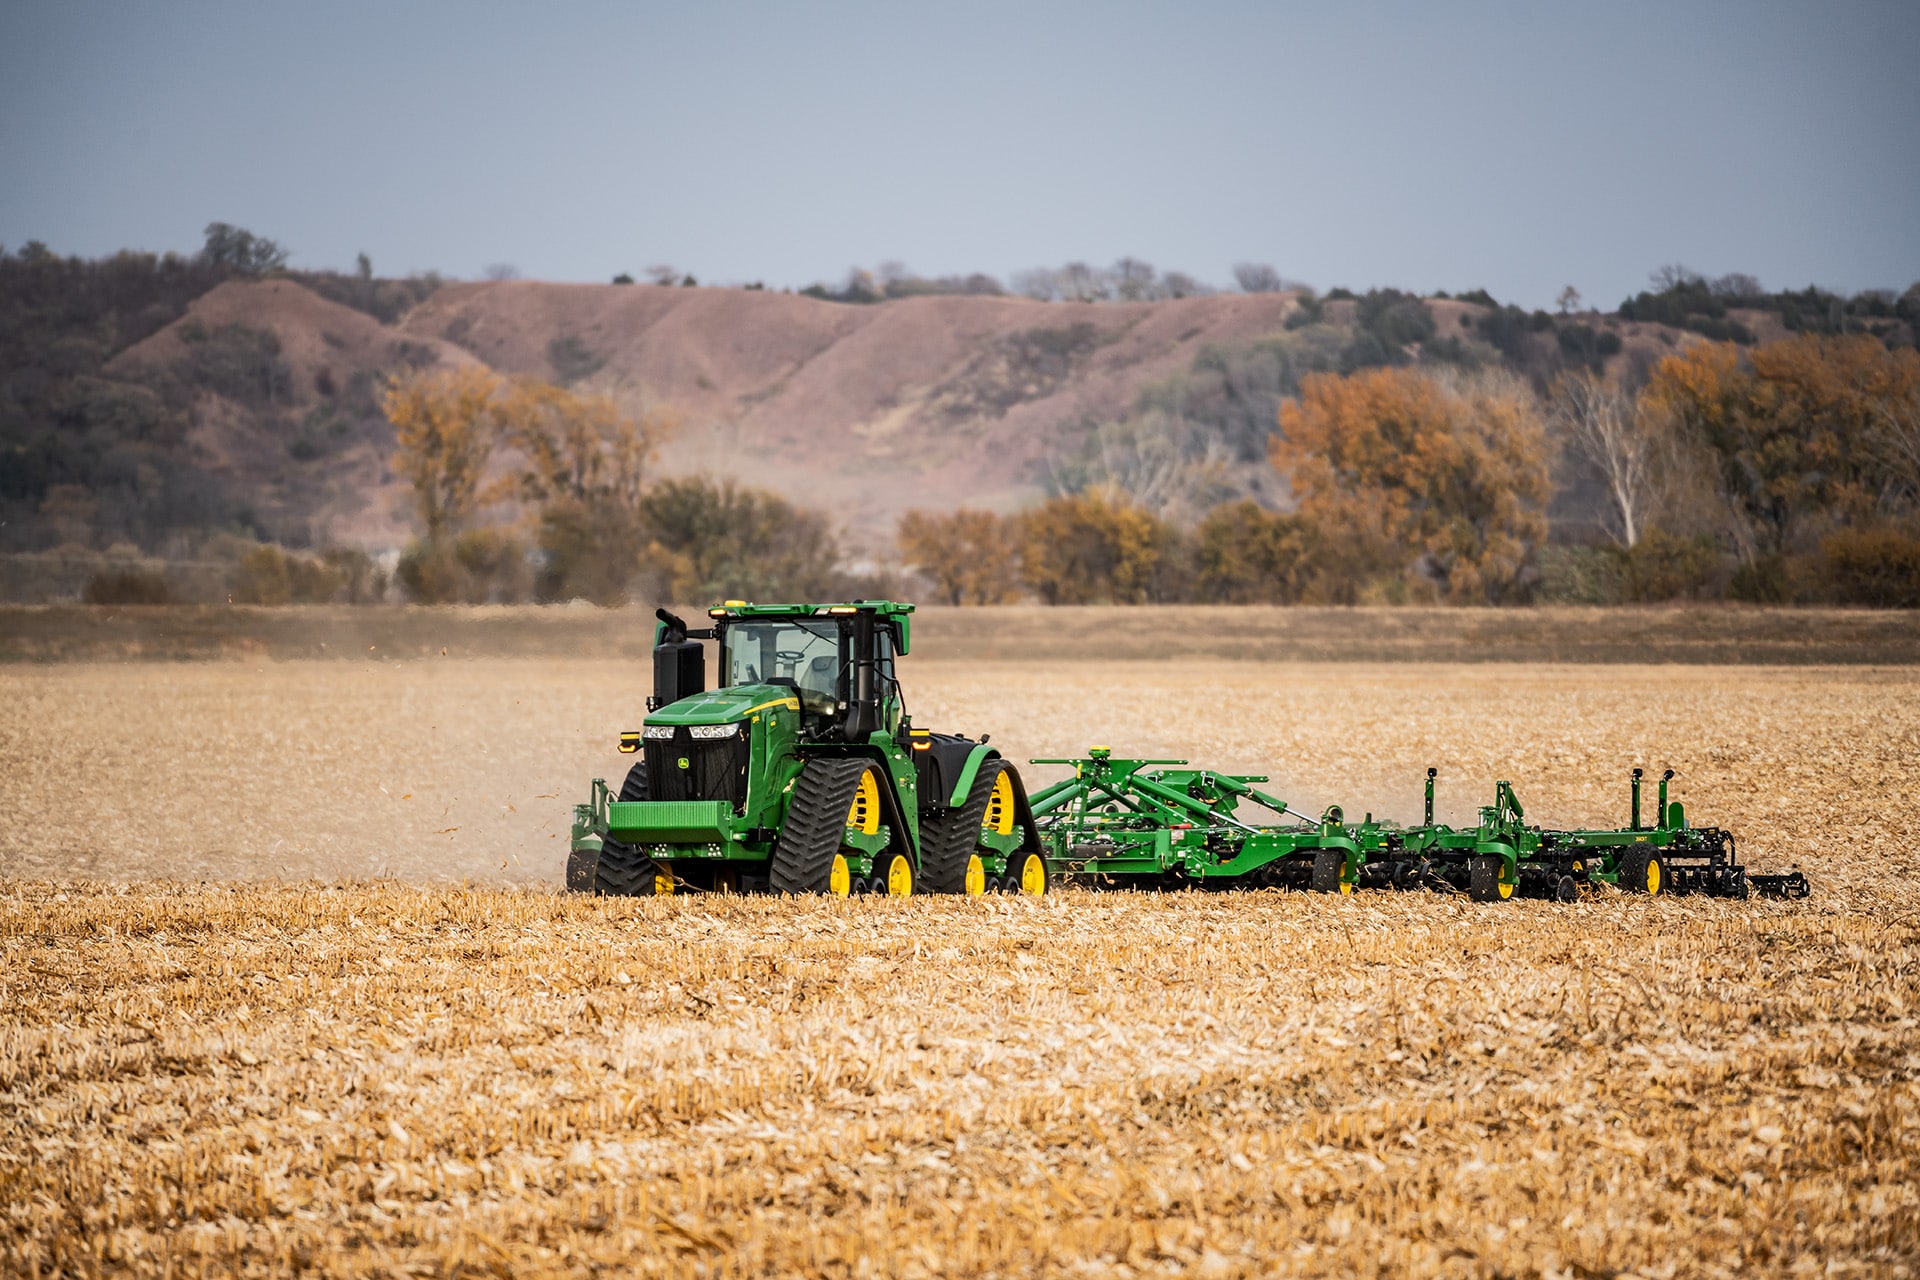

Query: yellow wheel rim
[886,854,913,897]
[829,854,851,897]
[1497,876,1514,900]
[1018,853,1046,896]
[985,769,1016,835]
[964,854,986,896]
[847,770,881,835]
[653,868,674,896]
[1646,857,1662,896]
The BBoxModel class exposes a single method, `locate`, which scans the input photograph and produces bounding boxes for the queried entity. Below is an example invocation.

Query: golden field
[2,654,1918,1276]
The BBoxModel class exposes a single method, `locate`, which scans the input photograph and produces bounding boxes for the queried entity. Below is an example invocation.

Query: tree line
[901,333,1920,608]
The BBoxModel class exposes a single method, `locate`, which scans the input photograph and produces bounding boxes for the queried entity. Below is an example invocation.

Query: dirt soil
[2,656,1917,1275]
[5,603,1919,665]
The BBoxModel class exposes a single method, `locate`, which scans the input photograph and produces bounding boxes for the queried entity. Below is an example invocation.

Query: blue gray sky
[3,1,1916,310]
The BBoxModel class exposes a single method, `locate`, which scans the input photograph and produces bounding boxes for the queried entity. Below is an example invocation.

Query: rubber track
[769,758,870,894]
[592,762,656,896]
[919,760,1003,894]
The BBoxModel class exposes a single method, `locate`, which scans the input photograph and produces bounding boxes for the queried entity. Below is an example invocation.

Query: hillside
[6,250,1913,581]
[407,283,1311,547]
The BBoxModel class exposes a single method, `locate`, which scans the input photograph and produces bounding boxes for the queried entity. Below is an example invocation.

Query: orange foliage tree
[1016,488,1170,604]
[896,509,1021,606]
[1643,334,1920,561]
[496,379,678,603]
[1194,501,1316,603]
[383,365,503,546]
[1272,367,1550,603]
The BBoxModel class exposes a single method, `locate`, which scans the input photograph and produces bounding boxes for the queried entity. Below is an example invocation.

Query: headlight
[688,723,743,740]
[642,725,675,740]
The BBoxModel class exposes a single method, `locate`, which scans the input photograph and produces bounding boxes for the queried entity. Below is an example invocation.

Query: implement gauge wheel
[1619,847,1666,896]
[1468,855,1516,903]
[1310,851,1350,894]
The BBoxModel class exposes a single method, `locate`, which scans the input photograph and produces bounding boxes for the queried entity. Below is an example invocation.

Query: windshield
[722,619,845,717]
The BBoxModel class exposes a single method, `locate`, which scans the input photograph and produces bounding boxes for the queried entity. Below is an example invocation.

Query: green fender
[948,743,1001,807]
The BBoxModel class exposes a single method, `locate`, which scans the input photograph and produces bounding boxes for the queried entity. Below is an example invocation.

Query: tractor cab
[651,601,910,743]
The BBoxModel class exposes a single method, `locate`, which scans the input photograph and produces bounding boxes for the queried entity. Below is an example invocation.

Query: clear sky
[3,1,1915,310]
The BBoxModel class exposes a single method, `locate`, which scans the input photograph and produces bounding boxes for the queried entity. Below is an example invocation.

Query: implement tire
[1310,850,1348,894]
[591,762,661,896]
[1619,847,1666,897]
[770,758,871,895]
[921,759,1013,895]
[1468,855,1515,903]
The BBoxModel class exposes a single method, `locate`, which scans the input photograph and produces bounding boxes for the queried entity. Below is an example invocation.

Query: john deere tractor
[567,601,1047,896]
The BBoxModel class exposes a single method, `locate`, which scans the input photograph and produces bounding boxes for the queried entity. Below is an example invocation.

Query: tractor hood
[646,684,800,727]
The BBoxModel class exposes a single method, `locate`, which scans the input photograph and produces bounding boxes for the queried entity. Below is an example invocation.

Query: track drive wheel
[1619,847,1666,896]
[589,762,664,896]
[1310,850,1351,894]
[770,759,874,895]
[1468,855,1516,903]
[921,759,1023,895]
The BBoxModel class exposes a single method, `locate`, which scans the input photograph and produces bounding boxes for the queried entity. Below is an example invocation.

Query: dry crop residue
[2,884,1915,1276]
[2,658,1918,1274]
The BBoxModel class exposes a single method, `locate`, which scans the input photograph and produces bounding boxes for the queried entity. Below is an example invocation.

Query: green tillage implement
[1032,750,1811,902]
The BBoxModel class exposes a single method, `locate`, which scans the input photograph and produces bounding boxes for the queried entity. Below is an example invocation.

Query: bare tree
[645,264,678,286]
[1112,257,1157,301]
[1233,263,1283,294]
[1057,261,1106,303]
[1872,387,1920,507]
[1011,268,1058,301]
[483,263,522,281]
[1161,271,1211,299]
[1649,263,1703,291]
[1710,272,1762,298]
[1549,370,1655,547]
[1556,285,1583,315]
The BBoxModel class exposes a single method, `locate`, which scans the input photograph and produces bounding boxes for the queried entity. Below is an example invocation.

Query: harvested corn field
[2,656,1918,1275]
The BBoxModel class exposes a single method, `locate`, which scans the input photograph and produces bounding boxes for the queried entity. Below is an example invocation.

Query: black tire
[591,762,660,896]
[921,759,1013,894]
[1618,847,1666,896]
[1469,855,1514,903]
[769,758,871,894]
[1310,850,1346,894]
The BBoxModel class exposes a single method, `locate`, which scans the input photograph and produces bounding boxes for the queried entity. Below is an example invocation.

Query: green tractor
[567,601,1048,897]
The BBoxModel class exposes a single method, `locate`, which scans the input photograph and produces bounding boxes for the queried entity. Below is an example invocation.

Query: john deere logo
[677,757,690,770]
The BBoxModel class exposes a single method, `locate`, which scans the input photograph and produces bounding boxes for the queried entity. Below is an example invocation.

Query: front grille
[644,727,750,812]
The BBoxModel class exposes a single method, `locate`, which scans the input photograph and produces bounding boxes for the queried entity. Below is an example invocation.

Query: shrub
[82,567,170,604]
[1823,526,1920,607]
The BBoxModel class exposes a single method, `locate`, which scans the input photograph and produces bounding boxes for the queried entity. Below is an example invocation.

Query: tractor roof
[704,600,916,652]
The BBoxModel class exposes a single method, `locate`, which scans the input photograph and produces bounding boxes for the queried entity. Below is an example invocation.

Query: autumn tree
[897,509,1021,605]
[385,365,503,547]
[1272,367,1552,603]
[1643,335,1920,564]
[1194,502,1315,602]
[1016,488,1169,604]
[640,477,842,602]
[496,379,677,603]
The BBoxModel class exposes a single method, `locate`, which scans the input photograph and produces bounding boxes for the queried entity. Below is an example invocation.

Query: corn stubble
[2,660,1918,1275]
